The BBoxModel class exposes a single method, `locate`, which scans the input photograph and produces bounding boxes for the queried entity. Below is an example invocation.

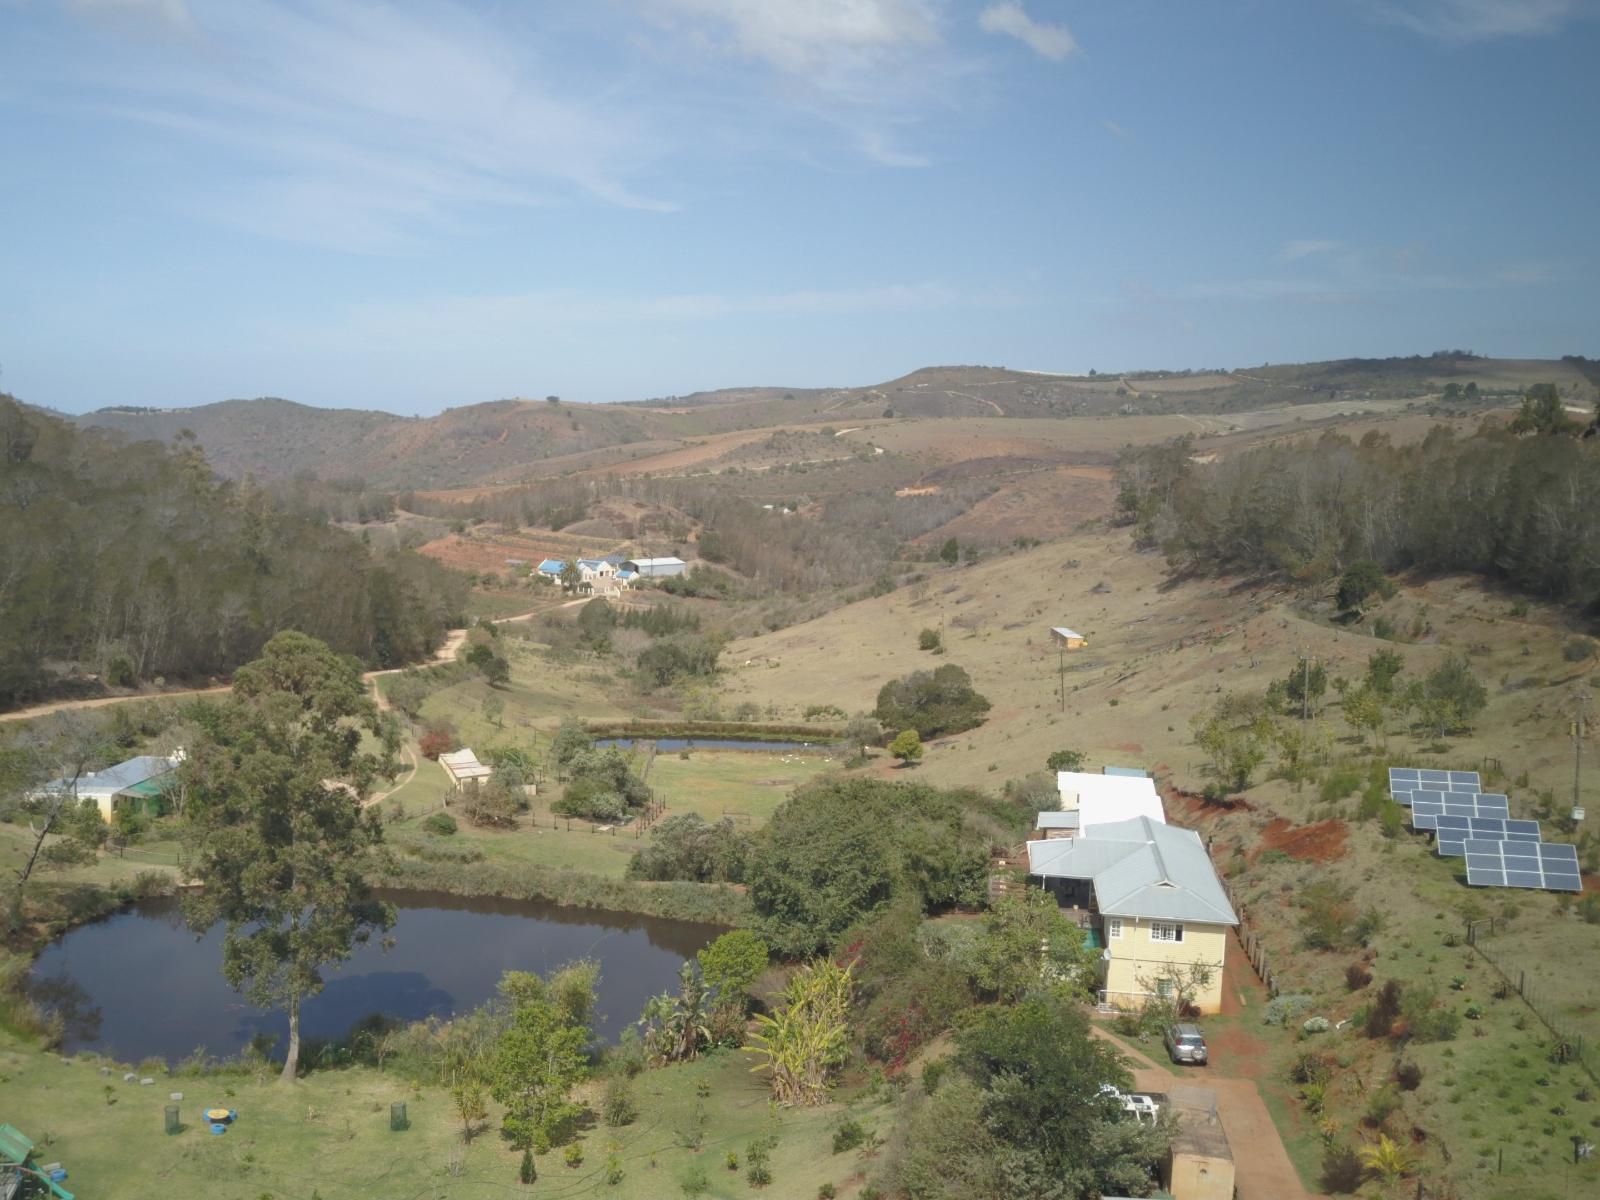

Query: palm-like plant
[745,958,854,1105]
[1359,1133,1415,1183]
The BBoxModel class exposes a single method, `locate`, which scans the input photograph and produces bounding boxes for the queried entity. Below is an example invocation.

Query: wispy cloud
[43,1,672,251]
[1365,0,1580,41]
[1102,119,1131,140]
[978,2,1077,60]
[1280,239,1339,260]
[640,0,968,168]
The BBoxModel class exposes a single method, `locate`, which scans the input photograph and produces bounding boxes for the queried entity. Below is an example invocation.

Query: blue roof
[537,559,564,573]
[1103,766,1148,778]
[617,569,636,579]
[577,559,606,569]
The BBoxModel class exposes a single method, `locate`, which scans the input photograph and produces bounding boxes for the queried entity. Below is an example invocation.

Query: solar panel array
[1410,792,1511,826]
[1434,815,1542,856]
[1389,767,1482,806]
[1463,839,1582,892]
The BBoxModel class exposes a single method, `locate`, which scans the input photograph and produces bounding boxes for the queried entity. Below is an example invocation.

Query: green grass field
[0,1034,890,1200]
[646,749,838,828]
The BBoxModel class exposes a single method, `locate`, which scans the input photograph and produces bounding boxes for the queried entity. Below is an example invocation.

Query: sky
[1,0,1596,415]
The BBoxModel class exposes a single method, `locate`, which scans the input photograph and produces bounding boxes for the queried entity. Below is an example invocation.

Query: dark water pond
[27,890,720,1064]
[594,736,833,752]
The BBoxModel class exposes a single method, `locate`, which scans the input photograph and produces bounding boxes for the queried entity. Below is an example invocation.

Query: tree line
[1115,415,1600,610]
[0,396,466,707]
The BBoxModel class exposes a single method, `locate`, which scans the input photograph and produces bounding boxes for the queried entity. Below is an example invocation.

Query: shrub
[602,1075,637,1127]
[627,815,749,884]
[423,812,457,837]
[459,781,523,829]
[917,628,942,652]
[563,1143,584,1168]
[1045,749,1085,772]
[1366,981,1403,1039]
[1563,637,1595,663]
[1346,963,1373,991]
[1303,1016,1331,1034]
[1396,1061,1423,1091]
[1320,1145,1365,1193]
[831,1116,868,1154]
[418,728,455,760]
[1290,1052,1333,1085]
[1264,995,1314,1027]
[1365,1084,1400,1127]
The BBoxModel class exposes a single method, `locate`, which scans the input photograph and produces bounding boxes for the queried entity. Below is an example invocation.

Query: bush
[1365,1084,1399,1127]
[1563,636,1595,663]
[1045,749,1085,772]
[602,1075,638,1127]
[1396,1061,1423,1091]
[1321,1145,1365,1193]
[1264,995,1314,1027]
[831,1116,868,1154]
[1346,962,1373,991]
[423,812,457,836]
[1366,981,1403,1039]
[1403,988,1461,1043]
[418,729,455,760]
[1290,1052,1333,1085]
[1302,1016,1330,1034]
[459,781,523,829]
[917,628,942,652]
[626,815,749,884]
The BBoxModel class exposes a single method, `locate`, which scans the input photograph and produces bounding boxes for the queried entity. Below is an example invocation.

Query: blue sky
[1,0,1596,414]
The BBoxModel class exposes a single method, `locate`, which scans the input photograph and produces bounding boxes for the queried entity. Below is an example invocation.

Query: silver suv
[1164,1023,1208,1065]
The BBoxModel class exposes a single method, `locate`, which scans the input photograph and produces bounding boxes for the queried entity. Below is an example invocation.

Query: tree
[1364,648,1405,698]
[889,728,923,766]
[179,632,398,1081]
[1336,560,1391,613]
[842,715,881,754]
[939,538,960,565]
[491,969,591,1150]
[1191,700,1270,792]
[549,718,591,770]
[4,712,113,931]
[558,561,582,593]
[746,779,989,956]
[464,641,510,686]
[1510,383,1574,436]
[1044,749,1084,772]
[638,962,712,1063]
[971,889,1098,1002]
[626,814,748,883]
[917,627,943,652]
[481,693,504,728]
[452,1078,487,1142]
[745,959,854,1105]
[1406,654,1487,737]
[874,664,992,739]
[697,930,769,1005]
[1281,660,1328,718]
[1341,686,1385,748]
[949,993,1163,1195]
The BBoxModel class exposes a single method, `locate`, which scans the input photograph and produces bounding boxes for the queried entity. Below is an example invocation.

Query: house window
[1106,918,1123,941]
[1156,978,1175,999]
[1150,922,1185,943]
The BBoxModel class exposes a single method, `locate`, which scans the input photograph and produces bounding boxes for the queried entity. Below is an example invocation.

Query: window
[1156,978,1174,999]
[1150,922,1185,943]
[1106,917,1123,940]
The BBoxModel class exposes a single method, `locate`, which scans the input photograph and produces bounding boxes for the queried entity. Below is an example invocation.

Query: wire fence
[1466,917,1599,1086]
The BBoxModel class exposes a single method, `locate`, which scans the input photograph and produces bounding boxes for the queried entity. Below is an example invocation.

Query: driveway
[1093,1025,1323,1200]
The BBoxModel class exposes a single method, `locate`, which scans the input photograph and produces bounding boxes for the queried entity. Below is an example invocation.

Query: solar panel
[1462,839,1583,891]
[1434,816,1542,855]
[1411,793,1511,823]
[1392,786,1416,807]
[1389,768,1422,783]
[1449,770,1482,787]
[1419,769,1450,784]
[1389,767,1482,800]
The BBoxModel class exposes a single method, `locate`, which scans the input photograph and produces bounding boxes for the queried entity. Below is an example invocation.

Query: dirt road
[1092,1023,1324,1200]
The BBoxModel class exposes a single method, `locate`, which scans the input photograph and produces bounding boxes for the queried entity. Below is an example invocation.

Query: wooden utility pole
[1058,643,1066,713]
[1569,684,1592,820]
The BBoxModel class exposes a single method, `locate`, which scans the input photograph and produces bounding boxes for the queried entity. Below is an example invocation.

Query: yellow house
[1026,816,1238,1013]
[1163,1085,1235,1200]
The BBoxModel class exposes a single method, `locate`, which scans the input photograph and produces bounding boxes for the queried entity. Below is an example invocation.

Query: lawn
[646,749,838,828]
[0,1033,891,1200]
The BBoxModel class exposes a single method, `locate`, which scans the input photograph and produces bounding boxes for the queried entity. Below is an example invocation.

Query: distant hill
[73,355,1594,490]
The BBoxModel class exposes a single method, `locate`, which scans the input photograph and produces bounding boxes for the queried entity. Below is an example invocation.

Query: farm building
[623,556,688,578]
[1050,625,1087,649]
[32,753,182,821]
[1026,816,1238,1012]
[439,749,493,789]
[1034,810,1080,840]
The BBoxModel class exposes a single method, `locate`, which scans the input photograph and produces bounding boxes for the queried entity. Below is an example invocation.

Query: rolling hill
[72,355,1594,491]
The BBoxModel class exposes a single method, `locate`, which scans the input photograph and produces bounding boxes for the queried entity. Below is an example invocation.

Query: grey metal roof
[1051,626,1085,640]
[1035,811,1080,829]
[1027,816,1237,926]
[42,755,175,796]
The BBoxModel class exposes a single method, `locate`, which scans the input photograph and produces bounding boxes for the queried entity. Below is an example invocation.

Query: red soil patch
[1206,1023,1270,1080]
[1108,741,1143,754]
[1164,785,1254,820]
[1256,817,1349,864]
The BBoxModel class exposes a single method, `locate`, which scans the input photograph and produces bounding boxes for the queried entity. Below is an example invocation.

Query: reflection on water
[28,891,720,1063]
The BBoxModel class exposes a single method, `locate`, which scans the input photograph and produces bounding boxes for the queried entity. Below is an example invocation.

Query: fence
[1466,918,1599,1085]
[1216,874,1282,997]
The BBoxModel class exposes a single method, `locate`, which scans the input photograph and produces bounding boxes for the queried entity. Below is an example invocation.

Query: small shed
[439,749,493,790]
[623,557,688,578]
[1050,626,1087,649]
[0,1123,74,1199]
[1163,1086,1234,1200]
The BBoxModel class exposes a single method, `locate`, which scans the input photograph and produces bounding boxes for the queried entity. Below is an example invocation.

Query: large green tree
[491,969,592,1150]
[875,663,992,739]
[970,889,1099,1002]
[179,632,399,1080]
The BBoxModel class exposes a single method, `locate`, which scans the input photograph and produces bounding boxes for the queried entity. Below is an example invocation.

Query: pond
[27,890,721,1064]
[593,736,834,753]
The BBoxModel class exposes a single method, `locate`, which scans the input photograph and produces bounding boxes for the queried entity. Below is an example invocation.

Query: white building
[1054,769,1166,833]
